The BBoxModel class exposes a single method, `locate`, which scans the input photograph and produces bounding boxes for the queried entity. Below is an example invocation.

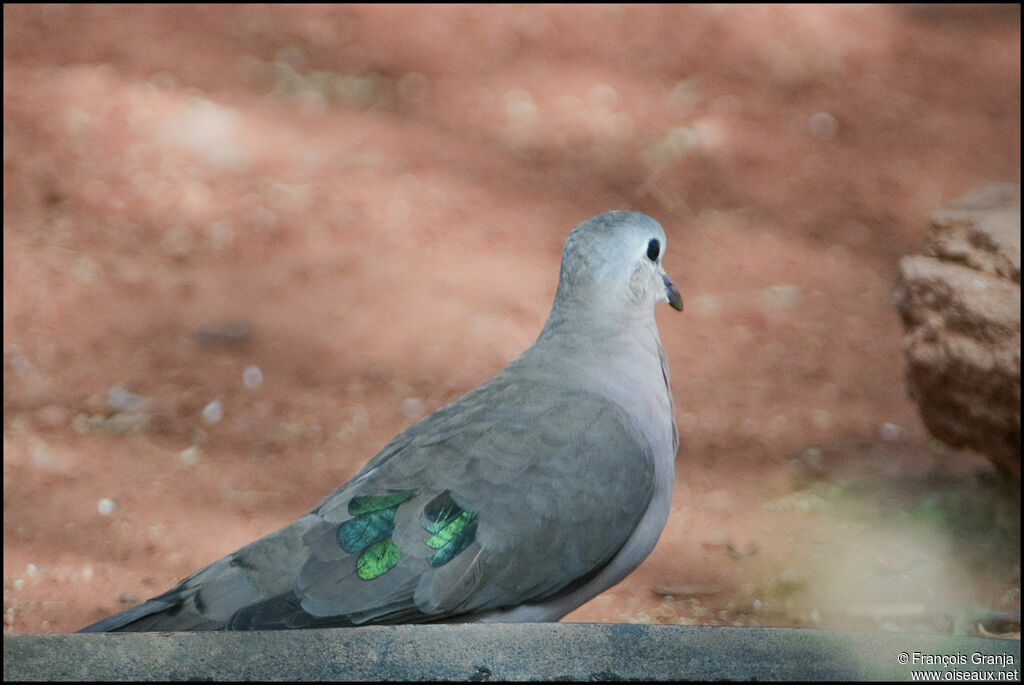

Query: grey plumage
[79,210,682,632]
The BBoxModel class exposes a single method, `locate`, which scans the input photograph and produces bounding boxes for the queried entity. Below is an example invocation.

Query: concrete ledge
[3,623,1020,681]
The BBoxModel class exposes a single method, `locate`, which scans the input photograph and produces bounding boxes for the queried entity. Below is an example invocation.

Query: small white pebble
[107,385,151,412]
[401,397,424,419]
[26,564,38,578]
[502,88,538,126]
[762,284,802,309]
[879,422,904,442]
[82,565,94,581]
[202,398,223,424]
[242,365,263,390]
[107,385,132,410]
[97,498,116,516]
[809,111,838,140]
[13,579,24,591]
[178,445,201,466]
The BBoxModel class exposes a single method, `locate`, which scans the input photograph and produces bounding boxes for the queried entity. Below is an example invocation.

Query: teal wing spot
[421,492,479,568]
[356,538,404,580]
[337,508,398,554]
[336,490,415,577]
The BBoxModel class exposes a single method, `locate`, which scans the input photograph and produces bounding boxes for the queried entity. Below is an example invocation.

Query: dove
[79,210,683,631]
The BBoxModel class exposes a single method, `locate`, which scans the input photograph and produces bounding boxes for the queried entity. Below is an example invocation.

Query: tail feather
[78,589,224,632]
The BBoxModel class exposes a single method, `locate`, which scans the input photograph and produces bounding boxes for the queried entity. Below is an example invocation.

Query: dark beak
[664,275,683,311]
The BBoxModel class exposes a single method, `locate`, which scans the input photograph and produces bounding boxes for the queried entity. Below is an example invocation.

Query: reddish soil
[4,5,1020,636]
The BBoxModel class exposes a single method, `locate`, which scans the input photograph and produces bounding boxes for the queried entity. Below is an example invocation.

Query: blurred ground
[3,4,1020,636]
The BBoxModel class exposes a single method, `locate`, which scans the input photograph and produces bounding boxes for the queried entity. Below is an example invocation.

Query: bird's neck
[539,293,657,340]
[530,305,666,393]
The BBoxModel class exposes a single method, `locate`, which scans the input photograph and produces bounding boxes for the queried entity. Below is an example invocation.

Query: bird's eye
[646,238,660,262]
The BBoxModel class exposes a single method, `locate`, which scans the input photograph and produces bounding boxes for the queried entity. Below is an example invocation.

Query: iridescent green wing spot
[355,538,404,581]
[337,490,415,580]
[421,491,479,568]
[347,491,417,516]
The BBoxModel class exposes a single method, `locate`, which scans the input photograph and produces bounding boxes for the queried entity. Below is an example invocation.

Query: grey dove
[79,210,683,631]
